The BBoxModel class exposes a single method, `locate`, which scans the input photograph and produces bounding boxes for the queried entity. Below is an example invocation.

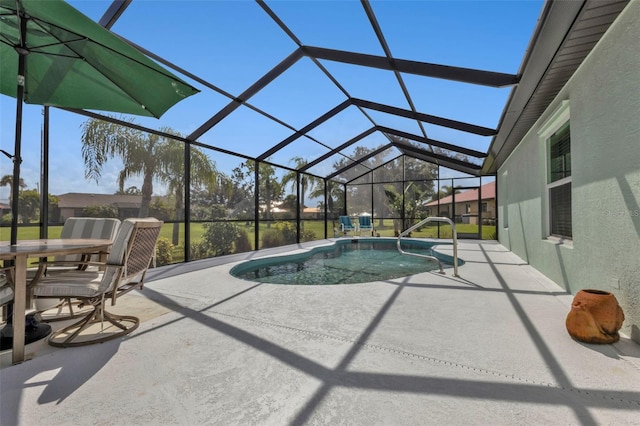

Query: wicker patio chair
[31,217,121,321]
[0,266,14,322]
[31,218,163,347]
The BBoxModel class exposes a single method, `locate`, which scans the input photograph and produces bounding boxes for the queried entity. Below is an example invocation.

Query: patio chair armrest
[36,260,108,269]
[27,263,47,287]
[0,266,15,288]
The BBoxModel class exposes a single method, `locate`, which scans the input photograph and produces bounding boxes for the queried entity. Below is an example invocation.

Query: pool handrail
[397,216,459,277]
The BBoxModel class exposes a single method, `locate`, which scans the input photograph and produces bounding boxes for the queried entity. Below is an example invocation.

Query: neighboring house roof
[57,193,142,208]
[57,193,165,209]
[424,181,495,207]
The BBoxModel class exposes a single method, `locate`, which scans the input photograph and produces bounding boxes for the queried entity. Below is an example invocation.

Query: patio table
[0,238,112,364]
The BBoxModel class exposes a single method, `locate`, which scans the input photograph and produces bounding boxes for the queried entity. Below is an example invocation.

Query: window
[548,121,571,183]
[540,101,572,239]
[481,202,488,213]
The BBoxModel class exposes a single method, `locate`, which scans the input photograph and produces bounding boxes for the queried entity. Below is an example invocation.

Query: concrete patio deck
[1,239,639,425]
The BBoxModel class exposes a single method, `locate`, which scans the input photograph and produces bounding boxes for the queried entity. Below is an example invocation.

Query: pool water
[231,239,455,285]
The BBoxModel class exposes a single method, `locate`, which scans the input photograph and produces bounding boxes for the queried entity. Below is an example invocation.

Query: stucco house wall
[498,1,640,342]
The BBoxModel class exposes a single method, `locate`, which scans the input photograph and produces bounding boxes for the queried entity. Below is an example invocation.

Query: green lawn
[2,219,495,264]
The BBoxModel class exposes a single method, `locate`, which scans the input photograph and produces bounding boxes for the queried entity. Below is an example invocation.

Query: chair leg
[47,302,139,348]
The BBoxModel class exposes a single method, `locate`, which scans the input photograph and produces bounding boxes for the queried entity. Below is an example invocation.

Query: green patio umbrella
[0,0,199,244]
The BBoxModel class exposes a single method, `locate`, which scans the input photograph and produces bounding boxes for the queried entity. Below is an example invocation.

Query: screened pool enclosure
[1,0,565,265]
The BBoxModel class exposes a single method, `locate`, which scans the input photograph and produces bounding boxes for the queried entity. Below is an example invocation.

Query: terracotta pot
[566,289,625,344]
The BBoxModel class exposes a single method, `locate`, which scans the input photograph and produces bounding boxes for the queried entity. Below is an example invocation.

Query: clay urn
[566,289,625,344]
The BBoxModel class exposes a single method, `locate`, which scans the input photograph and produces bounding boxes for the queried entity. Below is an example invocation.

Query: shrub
[81,204,118,218]
[300,229,317,242]
[190,240,209,261]
[234,229,252,253]
[276,222,297,245]
[201,221,239,256]
[261,229,285,248]
[149,199,172,221]
[261,222,316,247]
[155,237,174,266]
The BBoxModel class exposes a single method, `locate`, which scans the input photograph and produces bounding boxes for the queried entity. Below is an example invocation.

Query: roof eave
[482,0,630,175]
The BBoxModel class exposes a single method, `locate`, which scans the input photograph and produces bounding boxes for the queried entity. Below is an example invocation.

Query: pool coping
[228,237,462,283]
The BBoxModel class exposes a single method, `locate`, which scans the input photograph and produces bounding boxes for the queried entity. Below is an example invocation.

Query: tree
[309,179,344,214]
[148,198,172,221]
[281,157,319,228]
[154,133,217,244]
[383,182,429,236]
[0,174,26,206]
[81,118,218,244]
[17,189,40,223]
[116,186,142,195]
[330,144,390,224]
[81,116,159,217]
[191,173,247,214]
[433,184,462,201]
[233,160,282,226]
[280,194,298,212]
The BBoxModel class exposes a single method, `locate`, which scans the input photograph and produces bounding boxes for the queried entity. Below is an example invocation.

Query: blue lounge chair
[358,215,374,236]
[339,216,356,236]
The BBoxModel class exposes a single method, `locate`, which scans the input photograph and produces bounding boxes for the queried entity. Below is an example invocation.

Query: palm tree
[234,160,282,226]
[309,179,344,214]
[280,157,319,221]
[81,119,219,238]
[432,185,462,202]
[0,174,26,206]
[81,116,160,216]
[155,133,217,244]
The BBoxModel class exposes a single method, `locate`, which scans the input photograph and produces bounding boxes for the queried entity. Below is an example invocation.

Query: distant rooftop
[425,181,495,207]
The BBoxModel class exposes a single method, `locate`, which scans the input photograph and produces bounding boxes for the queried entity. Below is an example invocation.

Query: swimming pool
[230,238,461,285]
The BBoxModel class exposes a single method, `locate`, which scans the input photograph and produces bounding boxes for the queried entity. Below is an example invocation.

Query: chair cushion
[0,268,13,306]
[359,216,372,227]
[107,219,135,265]
[60,217,121,240]
[340,216,355,230]
[56,217,121,263]
[0,283,13,306]
[33,270,104,299]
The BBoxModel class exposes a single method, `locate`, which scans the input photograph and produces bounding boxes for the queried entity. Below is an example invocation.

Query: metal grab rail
[397,216,458,277]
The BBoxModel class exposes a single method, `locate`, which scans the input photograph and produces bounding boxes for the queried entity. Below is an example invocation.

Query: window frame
[539,101,572,241]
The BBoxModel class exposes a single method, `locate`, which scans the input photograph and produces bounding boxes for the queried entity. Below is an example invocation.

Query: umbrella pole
[10,14,27,246]
[10,77,24,246]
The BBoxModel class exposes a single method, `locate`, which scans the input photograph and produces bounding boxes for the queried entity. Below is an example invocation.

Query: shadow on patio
[1,240,639,425]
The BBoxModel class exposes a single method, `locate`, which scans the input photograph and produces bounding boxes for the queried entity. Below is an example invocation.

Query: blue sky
[0,0,543,202]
